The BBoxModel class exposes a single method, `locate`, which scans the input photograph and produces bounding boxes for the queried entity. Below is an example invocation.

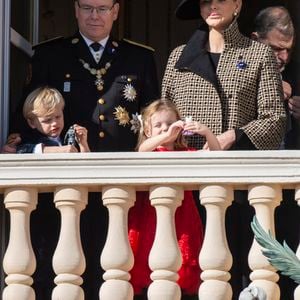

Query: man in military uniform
[4,1,159,299]
[10,0,159,152]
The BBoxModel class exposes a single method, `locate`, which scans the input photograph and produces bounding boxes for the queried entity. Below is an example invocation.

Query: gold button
[99,131,105,138]
[98,98,105,105]
[99,114,105,121]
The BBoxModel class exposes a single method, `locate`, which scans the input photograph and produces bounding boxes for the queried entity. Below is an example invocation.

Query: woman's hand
[203,129,235,150]
[183,121,209,136]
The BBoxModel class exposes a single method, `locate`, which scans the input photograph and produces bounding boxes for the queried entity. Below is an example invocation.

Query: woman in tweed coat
[162,0,286,150]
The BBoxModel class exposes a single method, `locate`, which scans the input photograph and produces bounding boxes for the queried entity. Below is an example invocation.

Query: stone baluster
[147,185,183,300]
[100,186,136,300]
[294,186,300,300]
[2,188,38,300]
[248,184,281,300]
[198,185,233,300]
[52,187,88,300]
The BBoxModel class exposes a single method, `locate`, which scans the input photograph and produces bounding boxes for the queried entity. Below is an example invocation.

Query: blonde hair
[23,87,65,120]
[136,99,187,150]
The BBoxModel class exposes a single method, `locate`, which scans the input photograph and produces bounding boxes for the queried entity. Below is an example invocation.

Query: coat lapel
[175,27,219,89]
[73,32,98,67]
[98,38,119,68]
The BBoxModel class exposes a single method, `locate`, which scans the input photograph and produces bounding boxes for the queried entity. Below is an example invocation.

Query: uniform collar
[72,32,97,67]
[99,37,118,66]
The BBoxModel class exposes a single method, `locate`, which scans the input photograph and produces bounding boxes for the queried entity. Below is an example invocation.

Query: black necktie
[90,42,101,52]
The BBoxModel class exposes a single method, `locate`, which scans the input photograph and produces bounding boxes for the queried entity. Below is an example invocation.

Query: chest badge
[123,83,137,102]
[113,106,130,126]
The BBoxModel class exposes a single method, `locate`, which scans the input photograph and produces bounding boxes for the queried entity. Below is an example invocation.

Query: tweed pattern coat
[162,21,286,150]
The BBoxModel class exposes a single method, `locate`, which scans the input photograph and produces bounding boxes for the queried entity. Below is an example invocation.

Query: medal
[113,106,130,127]
[79,59,111,91]
[123,83,137,102]
[130,113,142,134]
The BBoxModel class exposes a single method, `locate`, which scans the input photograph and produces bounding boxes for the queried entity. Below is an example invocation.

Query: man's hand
[1,133,21,154]
[203,129,235,150]
[282,80,292,101]
[288,96,300,120]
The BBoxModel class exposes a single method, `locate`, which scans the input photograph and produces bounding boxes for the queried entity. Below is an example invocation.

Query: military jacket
[162,21,286,150]
[27,32,159,152]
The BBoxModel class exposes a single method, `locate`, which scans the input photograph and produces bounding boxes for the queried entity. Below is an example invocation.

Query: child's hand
[167,120,184,137]
[73,124,90,152]
[184,121,209,136]
[43,145,78,153]
[74,124,88,144]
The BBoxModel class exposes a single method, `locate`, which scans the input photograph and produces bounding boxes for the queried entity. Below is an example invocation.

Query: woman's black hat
[176,0,201,20]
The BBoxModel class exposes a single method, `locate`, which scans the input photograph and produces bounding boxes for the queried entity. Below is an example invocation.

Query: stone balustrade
[0,151,299,300]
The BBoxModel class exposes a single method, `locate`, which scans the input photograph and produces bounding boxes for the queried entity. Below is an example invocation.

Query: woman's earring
[233,11,238,17]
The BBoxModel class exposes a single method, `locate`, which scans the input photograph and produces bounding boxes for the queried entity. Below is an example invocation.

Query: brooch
[236,55,247,70]
[79,59,111,91]
[130,113,142,133]
[113,106,130,127]
[123,83,137,102]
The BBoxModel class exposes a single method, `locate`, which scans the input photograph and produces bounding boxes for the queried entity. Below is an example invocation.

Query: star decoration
[123,83,137,102]
[114,106,130,127]
[130,113,142,134]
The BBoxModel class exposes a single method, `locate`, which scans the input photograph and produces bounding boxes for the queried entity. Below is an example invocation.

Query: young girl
[128,99,220,298]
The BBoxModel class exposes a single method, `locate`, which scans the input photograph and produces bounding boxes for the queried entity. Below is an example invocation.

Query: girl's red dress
[128,146,204,295]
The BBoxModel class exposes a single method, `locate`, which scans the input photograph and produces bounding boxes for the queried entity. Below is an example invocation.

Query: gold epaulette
[123,38,155,52]
[33,36,64,49]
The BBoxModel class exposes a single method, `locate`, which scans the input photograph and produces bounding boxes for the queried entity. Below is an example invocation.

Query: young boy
[17,86,90,153]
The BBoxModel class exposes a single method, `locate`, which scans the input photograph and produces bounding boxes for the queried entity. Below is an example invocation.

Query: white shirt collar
[79,32,109,49]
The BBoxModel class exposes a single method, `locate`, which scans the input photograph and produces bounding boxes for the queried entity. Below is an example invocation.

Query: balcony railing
[0,151,299,300]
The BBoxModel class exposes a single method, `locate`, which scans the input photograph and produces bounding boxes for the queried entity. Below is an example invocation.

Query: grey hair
[254,6,294,39]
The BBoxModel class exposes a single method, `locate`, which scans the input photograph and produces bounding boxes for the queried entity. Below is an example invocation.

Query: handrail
[0,151,300,190]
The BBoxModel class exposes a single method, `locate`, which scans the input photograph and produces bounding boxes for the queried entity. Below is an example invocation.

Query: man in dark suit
[4,1,159,299]
[252,5,300,150]
[8,0,159,152]
[252,7,300,300]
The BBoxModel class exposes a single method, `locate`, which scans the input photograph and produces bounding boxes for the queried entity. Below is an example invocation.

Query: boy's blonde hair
[23,87,65,120]
[136,99,187,150]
